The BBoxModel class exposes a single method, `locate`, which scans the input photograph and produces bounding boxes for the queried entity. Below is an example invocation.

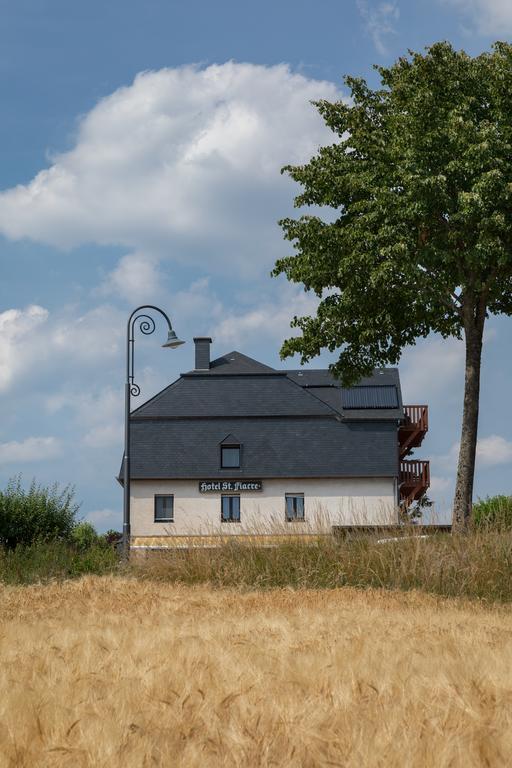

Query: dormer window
[221,445,241,469]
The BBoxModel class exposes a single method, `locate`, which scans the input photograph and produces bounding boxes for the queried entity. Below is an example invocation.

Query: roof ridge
[284,372,343,419]
[210,350,276,372]
[130,376,182,417]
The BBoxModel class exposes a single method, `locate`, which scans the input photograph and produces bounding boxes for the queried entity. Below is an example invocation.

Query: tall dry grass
[131,528,512,602]
[1,576,512,767]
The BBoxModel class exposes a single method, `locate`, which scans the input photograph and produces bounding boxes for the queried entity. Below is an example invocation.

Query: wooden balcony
[399,405,429,459]
[400,460,430,508]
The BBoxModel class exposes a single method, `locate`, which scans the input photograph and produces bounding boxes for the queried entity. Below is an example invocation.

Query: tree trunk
[451,310,485,532]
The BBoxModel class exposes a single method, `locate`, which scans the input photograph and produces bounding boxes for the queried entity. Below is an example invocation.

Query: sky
[1,0,512,530]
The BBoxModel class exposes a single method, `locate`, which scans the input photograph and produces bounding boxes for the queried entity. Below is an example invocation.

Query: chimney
[194,337,212,370]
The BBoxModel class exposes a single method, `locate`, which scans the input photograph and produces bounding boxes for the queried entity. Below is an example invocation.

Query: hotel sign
[199,480,263,493]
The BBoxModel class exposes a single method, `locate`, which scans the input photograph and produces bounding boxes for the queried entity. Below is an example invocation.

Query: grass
[1,575,512,767]
[2,528,512,604]
[131,528,512,603]
[0,541,119,584]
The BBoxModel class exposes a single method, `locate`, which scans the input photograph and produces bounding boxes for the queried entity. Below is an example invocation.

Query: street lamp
[123,305,184,557]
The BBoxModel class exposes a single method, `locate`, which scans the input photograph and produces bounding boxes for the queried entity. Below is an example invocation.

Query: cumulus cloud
[212,283,319,349]
[0,63,341,280]
[84,508,120,530]
[443,0,512,35]
[430,475,452,493]
[47,386,124,449]
[0,436,62,463]
[437,434,512,469]
[356,1,400,55]
[0,305,49,392]
[0,303,125,395]
[99,252,163,304]
[400,336,465,403]
[477,435,512,466]
[171,277,224,330]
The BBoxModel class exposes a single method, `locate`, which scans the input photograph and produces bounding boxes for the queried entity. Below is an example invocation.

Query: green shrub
[103,529,122,547]
[0,541,119,584]
[71,521,99,550]
[0,476,79,549]
[473,495,512,529]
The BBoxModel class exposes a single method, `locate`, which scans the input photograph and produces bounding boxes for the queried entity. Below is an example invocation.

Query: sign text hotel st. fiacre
[199,480,263,493]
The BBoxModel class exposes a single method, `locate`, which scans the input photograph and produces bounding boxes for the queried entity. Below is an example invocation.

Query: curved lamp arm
[127,304,184,398]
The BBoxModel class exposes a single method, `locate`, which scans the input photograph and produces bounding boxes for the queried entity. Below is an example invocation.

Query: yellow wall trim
[131,534,327,549]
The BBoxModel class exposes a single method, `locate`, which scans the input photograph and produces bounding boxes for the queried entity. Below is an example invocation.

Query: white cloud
[477,435,512,466]
[0,305,49,392]
[400,336,465,403]
[100,251,163,304]
[84,508,120,531]
[357,1,400,55]
[212,284,319,348]
[0,303,125,394]
[0,436,62,464]
[0,63,341,279]
[436,434,512,469]
[400,326,497,405]
[429,475,453,496]
[47,386,124,449]
[48,304,123,363]
[443,0,512,34]
[172,277,224,329]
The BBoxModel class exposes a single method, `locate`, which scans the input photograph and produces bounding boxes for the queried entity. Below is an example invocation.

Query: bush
[0,541,119,585]
[473,495,512,529]
[103,529,123,547]
[71,521,99,550]
[0,476,79,549]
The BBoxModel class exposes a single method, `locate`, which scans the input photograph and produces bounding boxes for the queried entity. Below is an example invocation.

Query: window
[286,494,305,522]
[221,445,240,468]
[221,495,241,522]
[154,495,174,522]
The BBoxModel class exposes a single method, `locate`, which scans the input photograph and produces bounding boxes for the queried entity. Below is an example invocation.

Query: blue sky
[1,0,511,530]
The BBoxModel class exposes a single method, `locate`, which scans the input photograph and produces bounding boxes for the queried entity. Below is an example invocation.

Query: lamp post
[123,305,184,558]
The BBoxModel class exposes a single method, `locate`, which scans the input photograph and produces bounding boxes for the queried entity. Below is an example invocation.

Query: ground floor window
[221,495,240,522]
[154,495,174,522]
[286,494,305,522]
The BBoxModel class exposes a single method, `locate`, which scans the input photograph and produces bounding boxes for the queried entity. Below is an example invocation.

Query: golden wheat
[1,576,512,767]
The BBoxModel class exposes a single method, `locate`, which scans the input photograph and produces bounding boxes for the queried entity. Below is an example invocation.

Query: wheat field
[1,576,512,767]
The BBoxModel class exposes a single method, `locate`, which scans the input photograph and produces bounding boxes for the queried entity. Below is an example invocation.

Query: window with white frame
[154,495,174,522]
[285,494,305,522]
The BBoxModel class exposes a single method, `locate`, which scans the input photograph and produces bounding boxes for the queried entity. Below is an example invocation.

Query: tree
[0,476,79,549]
[272,42,512,531]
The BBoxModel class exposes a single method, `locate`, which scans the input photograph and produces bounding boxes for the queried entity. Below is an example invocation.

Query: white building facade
[124,338,428,550]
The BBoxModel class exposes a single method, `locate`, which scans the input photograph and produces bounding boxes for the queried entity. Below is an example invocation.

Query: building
[123,337,429,549]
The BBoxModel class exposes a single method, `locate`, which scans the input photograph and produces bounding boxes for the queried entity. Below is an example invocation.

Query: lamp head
[162,328,185,349]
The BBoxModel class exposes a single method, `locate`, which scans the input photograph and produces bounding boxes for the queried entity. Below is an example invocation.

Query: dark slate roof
[125,349,407,481]
[286,367,403,421]
[132,374,337,419]
[129,418,399,479]
[186,351,276,375]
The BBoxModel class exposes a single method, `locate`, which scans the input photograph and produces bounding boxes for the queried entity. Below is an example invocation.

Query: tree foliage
[70,521,99,551]
[0,476,79,549]
[273,42,512,527]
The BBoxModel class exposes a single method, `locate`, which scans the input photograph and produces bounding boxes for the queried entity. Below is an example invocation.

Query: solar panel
[342,385,399,409]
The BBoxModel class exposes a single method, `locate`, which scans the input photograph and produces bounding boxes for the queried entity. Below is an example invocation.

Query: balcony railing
[400,459,430,507]
[404,405,429,431]
[399,405,429,458]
